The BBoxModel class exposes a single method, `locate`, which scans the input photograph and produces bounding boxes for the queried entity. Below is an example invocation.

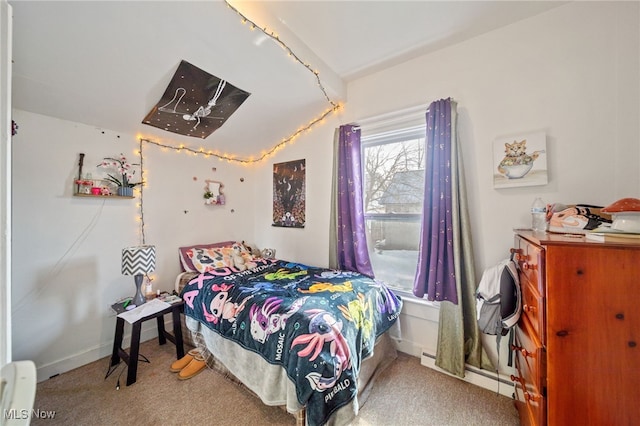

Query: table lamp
[121,245,156,307]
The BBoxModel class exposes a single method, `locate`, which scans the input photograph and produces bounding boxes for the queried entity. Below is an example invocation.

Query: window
[362,125,425,293]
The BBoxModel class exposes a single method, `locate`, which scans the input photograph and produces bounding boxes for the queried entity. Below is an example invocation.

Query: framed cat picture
[493,131,547,189]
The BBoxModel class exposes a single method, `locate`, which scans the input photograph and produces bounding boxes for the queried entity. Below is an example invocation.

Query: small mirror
[204,180,225,205]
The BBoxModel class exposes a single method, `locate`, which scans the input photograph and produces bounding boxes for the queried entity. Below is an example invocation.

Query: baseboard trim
[421,350,514,398]
[35,320,166,383]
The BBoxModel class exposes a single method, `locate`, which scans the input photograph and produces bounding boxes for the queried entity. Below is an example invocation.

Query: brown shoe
[170,349,200,373]
[177,353,206,380]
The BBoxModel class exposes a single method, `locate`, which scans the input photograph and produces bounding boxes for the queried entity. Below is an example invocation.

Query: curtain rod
[352,103,428,131]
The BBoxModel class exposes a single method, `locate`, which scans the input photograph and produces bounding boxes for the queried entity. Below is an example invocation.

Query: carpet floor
[31,339,520,425]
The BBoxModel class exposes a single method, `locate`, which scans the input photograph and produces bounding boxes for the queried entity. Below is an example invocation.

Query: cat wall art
[493,131,547,188]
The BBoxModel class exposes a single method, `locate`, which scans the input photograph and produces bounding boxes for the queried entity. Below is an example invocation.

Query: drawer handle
[511,344,533,359]
[510,249,525,262]
[524,391,541,402]
[523,304,536,313]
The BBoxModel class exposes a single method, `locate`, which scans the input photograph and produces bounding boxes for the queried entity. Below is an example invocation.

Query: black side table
[109,300,185,386]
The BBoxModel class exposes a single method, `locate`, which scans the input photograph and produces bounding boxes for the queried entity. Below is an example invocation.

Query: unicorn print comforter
[180,258,402,426]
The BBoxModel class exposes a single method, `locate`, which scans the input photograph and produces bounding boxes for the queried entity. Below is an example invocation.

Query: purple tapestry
[273,159,306,228]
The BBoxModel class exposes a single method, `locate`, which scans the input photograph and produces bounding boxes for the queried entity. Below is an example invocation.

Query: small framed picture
[493,131,547,189]
[272,159,306,228]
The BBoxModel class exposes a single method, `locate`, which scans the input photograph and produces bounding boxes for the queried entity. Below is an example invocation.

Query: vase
[117,187,133,197]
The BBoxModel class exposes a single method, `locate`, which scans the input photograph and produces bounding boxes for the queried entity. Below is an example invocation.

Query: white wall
[252,116,338,267]
[348,1,639,270]
[256,1,640,366]
[354,1,640,365]
[10,110,255,380]
[139,137,257,277]
[1,0,12,368]
[11,1,640,380]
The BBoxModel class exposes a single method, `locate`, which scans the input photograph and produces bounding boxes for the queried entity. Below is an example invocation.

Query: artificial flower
[97,154,141,188]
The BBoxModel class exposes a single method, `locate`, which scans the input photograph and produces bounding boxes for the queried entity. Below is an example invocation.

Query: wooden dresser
[511,230,640,426]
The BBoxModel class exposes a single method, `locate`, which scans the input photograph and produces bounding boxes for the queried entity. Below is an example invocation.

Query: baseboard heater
[421,350,514,398]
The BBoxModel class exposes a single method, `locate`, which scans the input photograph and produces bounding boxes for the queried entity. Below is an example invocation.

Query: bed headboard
[178,241,236,272]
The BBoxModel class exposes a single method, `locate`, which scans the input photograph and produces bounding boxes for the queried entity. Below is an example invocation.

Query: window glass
[362,126,425,293]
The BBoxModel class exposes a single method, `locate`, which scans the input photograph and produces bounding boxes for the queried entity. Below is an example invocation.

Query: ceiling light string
[224,0,337,108]
[139,103,340,164]
[136,1,345,165]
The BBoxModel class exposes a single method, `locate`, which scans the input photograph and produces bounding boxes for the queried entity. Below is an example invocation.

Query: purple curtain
[413,98,458,303]
[335,125,374,277]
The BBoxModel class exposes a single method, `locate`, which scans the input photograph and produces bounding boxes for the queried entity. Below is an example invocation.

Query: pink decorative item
[91,187,101,195]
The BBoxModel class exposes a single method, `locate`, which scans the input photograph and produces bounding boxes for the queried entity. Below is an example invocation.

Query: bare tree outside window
[363,140,425,213]
[362,130,426,293]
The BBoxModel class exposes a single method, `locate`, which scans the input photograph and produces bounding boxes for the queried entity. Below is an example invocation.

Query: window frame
[360,124,426,298]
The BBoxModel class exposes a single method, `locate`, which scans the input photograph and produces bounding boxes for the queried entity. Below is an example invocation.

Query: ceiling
[9,0,566,159]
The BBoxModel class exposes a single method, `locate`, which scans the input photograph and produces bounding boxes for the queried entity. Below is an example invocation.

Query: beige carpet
[32,339,519,425]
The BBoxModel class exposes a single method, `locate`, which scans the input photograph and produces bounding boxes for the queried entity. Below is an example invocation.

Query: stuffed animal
[231,245,247,271]
[241,240,262,259]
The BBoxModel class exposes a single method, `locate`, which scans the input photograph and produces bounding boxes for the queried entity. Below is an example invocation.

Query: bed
[174,241,403,426]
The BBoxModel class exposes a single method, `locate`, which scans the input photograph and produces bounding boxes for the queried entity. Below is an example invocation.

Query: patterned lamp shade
[121,245,156,275]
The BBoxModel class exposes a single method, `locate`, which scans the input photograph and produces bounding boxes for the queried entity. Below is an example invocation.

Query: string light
[139,103,341,164]
[225,0,337,108]
[138,138,147,245]
[136,0,346,243]
[136,1,344,164]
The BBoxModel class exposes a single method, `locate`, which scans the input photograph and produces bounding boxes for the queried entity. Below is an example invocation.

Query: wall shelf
[73,193,134,199]
[73,177,134,199]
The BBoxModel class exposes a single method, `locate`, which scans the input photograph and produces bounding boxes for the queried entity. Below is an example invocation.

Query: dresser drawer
[513,237,545,296]
[513,315,545,394]
[514,376,546,426]
[520,276,545,345]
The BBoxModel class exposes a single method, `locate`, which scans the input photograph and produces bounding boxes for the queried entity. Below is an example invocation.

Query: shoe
[170,349,200,373]
[178,353,206,380]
